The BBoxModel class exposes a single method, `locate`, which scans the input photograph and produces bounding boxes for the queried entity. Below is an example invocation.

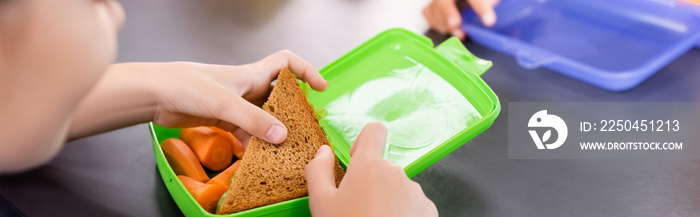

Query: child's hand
[305,122,438,217]
[150,50,327,145]
[70,50,326,146]
[423,0,499,40]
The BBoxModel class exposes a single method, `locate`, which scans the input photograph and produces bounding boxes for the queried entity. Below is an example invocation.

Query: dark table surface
[2,0,700,216]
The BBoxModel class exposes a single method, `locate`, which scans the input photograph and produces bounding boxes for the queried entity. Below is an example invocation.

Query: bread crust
[217,68,345,214]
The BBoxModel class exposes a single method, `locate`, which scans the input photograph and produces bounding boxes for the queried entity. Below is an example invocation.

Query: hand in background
[306,122,438,217]
[423,0,499,40]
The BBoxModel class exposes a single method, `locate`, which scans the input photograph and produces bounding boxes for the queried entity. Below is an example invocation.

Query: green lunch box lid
[306,28,500,178]
[149,28,500,217]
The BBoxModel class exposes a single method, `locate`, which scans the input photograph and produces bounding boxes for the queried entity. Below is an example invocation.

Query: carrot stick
[207,160,241,188]
[162,138,210,182]
[195,183,228,214]
[209,127,245,158]
[180,127,233,171]
[178,175,205,195]
[178,175,228,214]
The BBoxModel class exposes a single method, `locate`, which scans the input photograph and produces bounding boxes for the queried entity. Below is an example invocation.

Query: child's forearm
[68,62,159,140]
[2,51,319,173]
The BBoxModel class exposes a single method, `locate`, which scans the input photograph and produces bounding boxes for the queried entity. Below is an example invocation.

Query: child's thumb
[305,145,338,202]
[216,92,288,144]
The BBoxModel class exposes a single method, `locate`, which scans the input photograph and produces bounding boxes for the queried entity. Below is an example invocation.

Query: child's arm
[305,122,438,217]
[69,50,327,145]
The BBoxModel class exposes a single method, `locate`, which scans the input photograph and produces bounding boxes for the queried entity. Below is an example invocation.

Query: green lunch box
[149,28,501,217]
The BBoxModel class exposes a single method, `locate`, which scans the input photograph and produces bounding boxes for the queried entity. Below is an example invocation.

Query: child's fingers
[422,197,439,216]
[213,88,288,144]
[436,0,464,39]
[424,0,466,40]
[255,50,328,91]
[424,1,448,33]
[351,122,388,159]
[306,145,338,207]
[232,128,252,149]
[212,122,252,149]
[468,0,497,27]
[212,120,239,133]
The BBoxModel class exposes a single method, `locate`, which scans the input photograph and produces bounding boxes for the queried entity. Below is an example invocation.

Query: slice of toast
[217,67,345,214]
